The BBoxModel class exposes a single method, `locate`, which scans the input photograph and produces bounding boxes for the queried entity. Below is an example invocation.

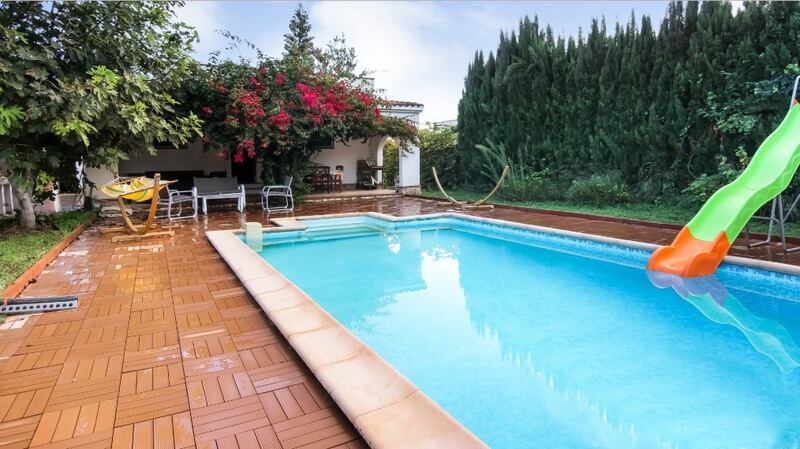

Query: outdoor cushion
[194,177,240,195]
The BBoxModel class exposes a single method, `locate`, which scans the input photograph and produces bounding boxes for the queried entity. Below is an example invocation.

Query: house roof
[382,99,424,109]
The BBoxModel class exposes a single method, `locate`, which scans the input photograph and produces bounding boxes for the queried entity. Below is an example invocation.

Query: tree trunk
[11,184,36,230]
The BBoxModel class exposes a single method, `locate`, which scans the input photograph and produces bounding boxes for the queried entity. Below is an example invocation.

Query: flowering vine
[193,58,417,185]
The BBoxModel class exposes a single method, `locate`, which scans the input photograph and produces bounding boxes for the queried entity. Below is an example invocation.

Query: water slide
[648,103,800,277]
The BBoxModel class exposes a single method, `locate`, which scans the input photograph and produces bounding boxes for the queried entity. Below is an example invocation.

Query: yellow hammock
[99,174,176,242]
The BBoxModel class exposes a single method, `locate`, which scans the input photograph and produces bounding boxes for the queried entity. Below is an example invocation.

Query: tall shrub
[456,1,800,201]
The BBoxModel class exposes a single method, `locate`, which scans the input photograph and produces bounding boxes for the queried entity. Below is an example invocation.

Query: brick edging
[408,194,800,244]
[2,221,91,299]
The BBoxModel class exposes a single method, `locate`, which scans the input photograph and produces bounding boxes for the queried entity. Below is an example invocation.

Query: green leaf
[0,105,25,135]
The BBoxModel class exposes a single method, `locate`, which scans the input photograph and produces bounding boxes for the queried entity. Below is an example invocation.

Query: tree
[284,4,314,64]
[186,5,417,187]
[0,2,202,229]
[454,1,800,204]
[419,124,458,188]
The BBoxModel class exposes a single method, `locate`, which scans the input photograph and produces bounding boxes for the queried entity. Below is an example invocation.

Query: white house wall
[382,106,422,194]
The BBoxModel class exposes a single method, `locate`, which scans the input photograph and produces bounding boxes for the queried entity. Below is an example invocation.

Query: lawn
[419,189,800,238]
[0,210,95,293]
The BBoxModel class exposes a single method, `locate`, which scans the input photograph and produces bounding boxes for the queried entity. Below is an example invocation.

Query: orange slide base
[646,227,731,277]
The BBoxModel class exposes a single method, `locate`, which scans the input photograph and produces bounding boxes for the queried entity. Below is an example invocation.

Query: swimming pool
[255,215,800,449]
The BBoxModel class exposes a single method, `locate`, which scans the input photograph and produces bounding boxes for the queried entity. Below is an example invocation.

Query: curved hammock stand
[432,165,510,209]
[98,173,176,243]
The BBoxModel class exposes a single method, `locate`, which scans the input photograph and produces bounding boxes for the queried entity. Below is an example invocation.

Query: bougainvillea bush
[184,7,418,187]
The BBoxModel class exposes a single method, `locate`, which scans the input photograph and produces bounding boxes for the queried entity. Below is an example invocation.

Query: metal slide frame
[744,75,800,253]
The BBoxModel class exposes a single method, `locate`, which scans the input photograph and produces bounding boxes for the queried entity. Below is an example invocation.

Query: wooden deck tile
[29,399,115,448]
[128,308,177,337]
[0,415,41,449]
[2,348,69,373]
[223,316,271,338]
[230,328,280,352]
[190,396,270,445]
[248,362,309,394]
[116,384,189,427]
[183,353,243,384]
[0,388,51,423]
[16,322,81,355]
[69,324,128,360]
[0,366,61,396]
[123,332,181,372]
[273,408,357,449]
[180,333,236,360]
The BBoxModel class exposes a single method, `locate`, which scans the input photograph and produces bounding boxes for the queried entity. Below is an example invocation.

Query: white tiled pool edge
[206,223,489,449]
[208,211,800,449]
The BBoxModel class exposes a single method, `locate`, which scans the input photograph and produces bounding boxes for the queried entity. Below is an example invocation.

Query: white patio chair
[261,176,294,214]
[159,185,198,220]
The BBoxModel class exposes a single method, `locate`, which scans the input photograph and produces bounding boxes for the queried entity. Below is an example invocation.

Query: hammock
[99,176,168,202]
[432,166,509,209]
[99,174,176,242]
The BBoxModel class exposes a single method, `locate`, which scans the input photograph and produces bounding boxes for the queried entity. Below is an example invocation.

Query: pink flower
[216,149,229,159]
[244,107,265,127]
[202,106,213,115]
[302,91,320,108]
[357,92,373,106]
[268,110,292,133]
[238,91,260,108]
[311,114,322,125]
[237,138,255,153]
[233,150,245,164]
[276,72,285,86]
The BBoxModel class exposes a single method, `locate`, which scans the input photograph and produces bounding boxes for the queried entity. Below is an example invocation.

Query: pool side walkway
[1,195,798,449]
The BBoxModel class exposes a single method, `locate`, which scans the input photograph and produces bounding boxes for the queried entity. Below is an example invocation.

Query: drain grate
[0,296,79,314]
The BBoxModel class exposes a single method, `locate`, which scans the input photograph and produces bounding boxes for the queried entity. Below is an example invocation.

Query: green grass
[419,189,800,237]
[0,211,94,294]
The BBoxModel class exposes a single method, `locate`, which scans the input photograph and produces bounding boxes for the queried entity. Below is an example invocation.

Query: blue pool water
[257,216,800,449]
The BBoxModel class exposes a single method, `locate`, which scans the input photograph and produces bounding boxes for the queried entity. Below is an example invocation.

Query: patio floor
[2,196,799,449]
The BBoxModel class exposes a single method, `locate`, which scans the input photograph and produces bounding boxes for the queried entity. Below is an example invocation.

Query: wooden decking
[3,195,800,449]
[0,210,368,449]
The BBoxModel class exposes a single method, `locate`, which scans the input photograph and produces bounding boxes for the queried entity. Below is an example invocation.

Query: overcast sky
[177,1,675,123]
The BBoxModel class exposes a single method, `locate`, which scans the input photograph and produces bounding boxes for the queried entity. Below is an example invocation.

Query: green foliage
[0,105,23,135]
[0,210,94,291]
[501,169,565,201]
[0,1,202,199]
[682,147,750,204]
[284,3,314,64]
[567,173,631,206]
[456,2,800,204]
[382,139,399,187]
[419,124,458,188]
